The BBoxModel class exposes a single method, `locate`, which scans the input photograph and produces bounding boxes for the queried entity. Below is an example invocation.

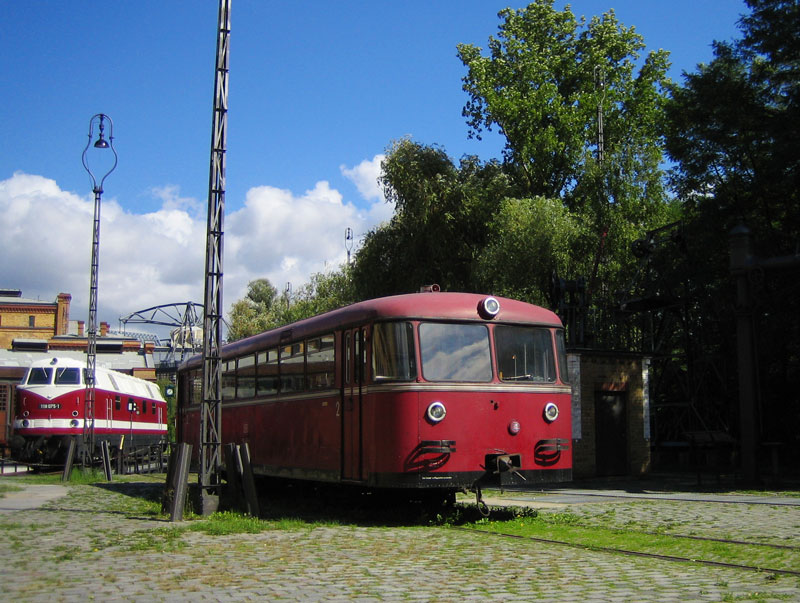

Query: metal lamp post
[81,113,118,465]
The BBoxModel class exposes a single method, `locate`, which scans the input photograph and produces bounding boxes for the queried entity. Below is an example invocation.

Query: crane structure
[119,301,204,366]
[199,0,231,513]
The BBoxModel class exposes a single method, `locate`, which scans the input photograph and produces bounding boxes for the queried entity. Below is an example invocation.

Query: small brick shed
[567,350,651,479]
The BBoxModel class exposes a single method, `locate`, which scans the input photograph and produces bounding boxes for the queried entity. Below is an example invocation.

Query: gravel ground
[1,475,798,602]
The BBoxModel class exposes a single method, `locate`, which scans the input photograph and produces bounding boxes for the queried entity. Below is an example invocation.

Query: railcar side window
[190,370,202,405]
[419,323,492,382]
[221,360,236,400]
[55,367,81,385]
[373,322,416,381]
[495,326,556,382]
[307,335,335,390]
[280,342,305,393]
[26,367,52,385]
[257,349,279,395]
[237,355,256,398]
[555,329,570,384]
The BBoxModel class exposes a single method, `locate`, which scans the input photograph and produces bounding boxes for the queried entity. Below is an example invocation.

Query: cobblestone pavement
[1,476,798,602]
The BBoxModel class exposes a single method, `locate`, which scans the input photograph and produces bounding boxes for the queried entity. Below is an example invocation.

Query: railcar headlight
[478,296,501,319]
[70,419,80,428]
[543,402,559,422]
[426,401,447,423]
[22,419,30,428]
[508,420,521,435]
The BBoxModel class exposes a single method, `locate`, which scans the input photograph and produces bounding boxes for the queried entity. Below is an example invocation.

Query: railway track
[519,488,800,507]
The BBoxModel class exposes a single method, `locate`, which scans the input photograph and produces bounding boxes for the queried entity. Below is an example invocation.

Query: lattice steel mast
[200,0,230,511]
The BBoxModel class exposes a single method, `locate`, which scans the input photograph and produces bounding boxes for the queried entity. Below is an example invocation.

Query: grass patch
[0,483,23,497]
[462,510,800,574]
[125,526,188,552]
[187,511,279,535]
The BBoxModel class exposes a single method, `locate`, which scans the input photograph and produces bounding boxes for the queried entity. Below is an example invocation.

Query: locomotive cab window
[26,367,52,385]
[495,326,556,382]
[372,321,416,381]
[419,323,492,382]
[55,367,81,385]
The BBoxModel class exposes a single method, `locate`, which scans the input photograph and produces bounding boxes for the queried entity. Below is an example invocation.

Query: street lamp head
[82,113,118,193]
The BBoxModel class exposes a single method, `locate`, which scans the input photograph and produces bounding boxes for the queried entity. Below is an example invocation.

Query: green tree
[458,0,670,204]
[272,266,357,326]
[665,0,800,448]
[226,278,278,341]
[352,139,515,299]
[475,196,587,306]
[227,269,356,341]
[666,0,799,255]
[458,0,673,303]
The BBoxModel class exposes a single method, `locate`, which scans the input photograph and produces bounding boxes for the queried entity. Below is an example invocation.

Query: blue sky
[0,0,746,336]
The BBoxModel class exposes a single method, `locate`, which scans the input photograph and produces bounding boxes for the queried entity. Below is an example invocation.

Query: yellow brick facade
[0,292,71,349]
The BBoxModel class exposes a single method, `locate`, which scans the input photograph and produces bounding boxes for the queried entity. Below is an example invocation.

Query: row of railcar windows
[196,334,337,402]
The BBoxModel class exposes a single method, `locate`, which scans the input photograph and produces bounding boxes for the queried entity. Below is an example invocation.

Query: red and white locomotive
[11,357,168,464]
[177,291,572,498]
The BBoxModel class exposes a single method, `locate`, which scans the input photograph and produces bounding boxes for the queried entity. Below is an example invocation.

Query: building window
[29,315,35,327]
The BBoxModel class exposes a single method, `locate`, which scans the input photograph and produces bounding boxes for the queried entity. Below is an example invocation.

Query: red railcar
[178,292,572,497]
[11,357,168,463]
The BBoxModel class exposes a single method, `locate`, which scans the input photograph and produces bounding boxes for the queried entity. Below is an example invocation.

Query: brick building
[568,350,651,478]
[0,290,72,349]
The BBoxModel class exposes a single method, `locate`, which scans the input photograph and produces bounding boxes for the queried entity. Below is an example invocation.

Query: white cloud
[340,154,385,202]
[0,172,205,334]
[0,165,396,338]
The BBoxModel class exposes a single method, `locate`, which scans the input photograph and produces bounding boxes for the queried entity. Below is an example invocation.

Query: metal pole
[81,114,117,467]
[730,225,758,485]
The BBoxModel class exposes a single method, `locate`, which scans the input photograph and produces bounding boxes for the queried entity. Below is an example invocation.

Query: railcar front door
[342,328,364,481]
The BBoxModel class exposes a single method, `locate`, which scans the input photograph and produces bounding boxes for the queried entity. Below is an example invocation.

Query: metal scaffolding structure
[199,0,231,513]
[119,302,204,365]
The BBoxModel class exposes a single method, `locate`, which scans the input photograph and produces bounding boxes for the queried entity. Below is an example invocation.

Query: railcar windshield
[373,322,416,381]
[26,367,52,385]
[55,367,82,385]
[419,323,492,382]
[495,325,556,382]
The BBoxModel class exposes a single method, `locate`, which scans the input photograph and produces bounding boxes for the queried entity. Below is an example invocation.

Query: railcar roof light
[508,419,521,435]
[543,402,559,422]
[479,296,500,319]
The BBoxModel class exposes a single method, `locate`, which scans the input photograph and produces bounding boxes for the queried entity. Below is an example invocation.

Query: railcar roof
[182,292,562,369]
